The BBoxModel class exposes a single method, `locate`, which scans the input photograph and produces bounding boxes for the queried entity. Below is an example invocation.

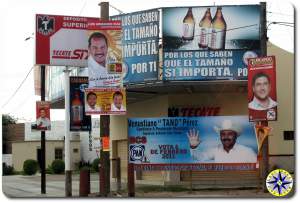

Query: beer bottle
[182,7,195,41]
[198,8,212,48]
[71,91,83,126]
[209,7,227,50]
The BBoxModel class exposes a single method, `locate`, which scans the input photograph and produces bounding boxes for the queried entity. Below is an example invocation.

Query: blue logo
[130,145,145,161]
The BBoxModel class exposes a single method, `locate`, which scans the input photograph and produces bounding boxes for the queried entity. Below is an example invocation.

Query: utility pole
[40,65,46,194]
[99,2,111,197]
[260,2,269,192]
[64,67,72,196]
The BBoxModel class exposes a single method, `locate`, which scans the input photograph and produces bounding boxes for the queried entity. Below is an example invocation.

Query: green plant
[51,159,65,174]
[3,163,14,175]
[92,158,100,172]
[46,164,53,174]
[23,159,39,175]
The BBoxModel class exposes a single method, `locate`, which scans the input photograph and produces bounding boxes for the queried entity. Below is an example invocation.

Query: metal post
[40,65,46,194]
[98,1,111,197]
[260,2,269,192]
[127,163,135,197]
[116,157,121,192]
[64,67,72,197]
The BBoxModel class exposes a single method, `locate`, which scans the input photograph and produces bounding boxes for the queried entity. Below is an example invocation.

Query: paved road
[2,174,283,198]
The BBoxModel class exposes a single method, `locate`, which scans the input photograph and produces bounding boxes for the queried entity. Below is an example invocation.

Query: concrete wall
[12,141,80,171]
[267,43,294,156]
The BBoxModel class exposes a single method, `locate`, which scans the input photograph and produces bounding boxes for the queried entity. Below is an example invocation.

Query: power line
[1,66,34,109]
[109,4,124,14]
[78,0,88,16]
[267,11,293,17]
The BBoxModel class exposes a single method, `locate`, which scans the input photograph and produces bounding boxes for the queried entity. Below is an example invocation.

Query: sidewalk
[2,174,278,198]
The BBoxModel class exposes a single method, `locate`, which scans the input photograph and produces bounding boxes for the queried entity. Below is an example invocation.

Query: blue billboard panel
[112,9,159,83]
[128,116,258,171]
[162,5,262,81]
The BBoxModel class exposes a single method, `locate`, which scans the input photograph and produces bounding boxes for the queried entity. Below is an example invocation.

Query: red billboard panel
[248,56,277,121]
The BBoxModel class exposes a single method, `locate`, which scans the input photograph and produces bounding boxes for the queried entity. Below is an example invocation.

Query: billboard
[128,116,258,171]
[87,20,123,88]
[162,5,261,81]
[32,101,51,131]
[248,56,277,121]
[36,14,100,66]
[69,76,91,131]
[111,9,160,83]
[84,87,126,115]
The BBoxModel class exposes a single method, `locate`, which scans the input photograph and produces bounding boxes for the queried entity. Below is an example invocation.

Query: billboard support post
[64,67,72,197]
[40,65,46,194]
[99,1,111,197]
[260,2,269,192]
[128,163,135,197]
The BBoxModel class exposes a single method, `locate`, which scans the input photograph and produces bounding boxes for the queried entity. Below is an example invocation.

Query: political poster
[31,101,51,131]
[36,14,98,66]
[162,5,262,81]
[84,87,126,115]
[248,56,277,121]
[87,19,123,88]
[128,116,258,171]
[69,76,91,131]
[111,9,159,83]
[255,125,272,153]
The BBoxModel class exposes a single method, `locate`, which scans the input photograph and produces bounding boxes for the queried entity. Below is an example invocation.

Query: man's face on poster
[253,76,271,100]
[220,130,237,149]
[89,37,108,66]
[113,94,123,109]
[87,94,97,107]
[40,109,46,118]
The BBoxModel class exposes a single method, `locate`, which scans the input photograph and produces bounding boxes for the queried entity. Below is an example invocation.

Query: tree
[2,114,17,126]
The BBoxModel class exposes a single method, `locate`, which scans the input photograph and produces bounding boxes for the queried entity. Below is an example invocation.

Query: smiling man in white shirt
[111,91,125,112]
[248,72,277,110]
[187,119,257,163]
[88,32,121,88]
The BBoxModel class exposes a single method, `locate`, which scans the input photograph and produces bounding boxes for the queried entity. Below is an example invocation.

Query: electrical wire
[1,66,34,109]
[109,4,124,14]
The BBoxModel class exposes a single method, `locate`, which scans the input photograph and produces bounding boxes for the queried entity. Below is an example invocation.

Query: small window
[283,131,294,140]
[55,148,63,160]
[73,148,78,153]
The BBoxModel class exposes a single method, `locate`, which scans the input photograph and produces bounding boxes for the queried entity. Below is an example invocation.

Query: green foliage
[23,159,39,175]
[3,163,14,175]
[2,114,17,125]
[92,158,100,172]
[51,159,65,174]
[46,164,53,174]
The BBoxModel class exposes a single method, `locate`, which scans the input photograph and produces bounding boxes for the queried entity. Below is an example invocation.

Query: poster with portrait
[248,56,277,121]
[31,101,51,131]
[128,116,258,171]
[162,5,262,81]
[87,19,123,88]
[84,87,126,115]
[69,76,91,131]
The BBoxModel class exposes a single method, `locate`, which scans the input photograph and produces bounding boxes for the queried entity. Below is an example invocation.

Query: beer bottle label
[199,27,211,47]
[182,23,194,39]
[210,28,225,49]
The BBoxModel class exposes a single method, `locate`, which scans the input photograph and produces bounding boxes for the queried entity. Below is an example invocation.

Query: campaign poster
[32,101,51,131]
[162,5,262,81]
[84,87,126,115]
[69,76,91,131]
[111,9,159,83]
[87,19,123,88]
[128,116,258,171]
[36,14,99,66]
[248,56,277,121]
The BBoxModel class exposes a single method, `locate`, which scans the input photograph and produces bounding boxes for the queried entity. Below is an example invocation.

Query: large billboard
[128,116,258,171]
[36,14,98,66]
[162,5,261,81]
[69,76,91,131]
[111,9,160,83]
[248,56,277,121]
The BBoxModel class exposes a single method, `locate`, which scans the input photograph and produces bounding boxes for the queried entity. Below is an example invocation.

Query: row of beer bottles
[182,7,226,50]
